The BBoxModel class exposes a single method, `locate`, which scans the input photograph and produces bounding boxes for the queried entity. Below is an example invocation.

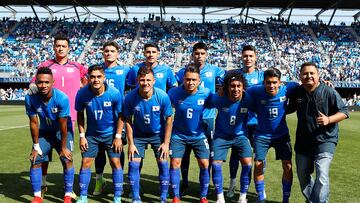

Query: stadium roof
[1,0,360,9]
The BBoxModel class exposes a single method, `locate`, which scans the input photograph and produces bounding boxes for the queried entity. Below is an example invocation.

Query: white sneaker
[237,199,247,203]
[216,199,225,203]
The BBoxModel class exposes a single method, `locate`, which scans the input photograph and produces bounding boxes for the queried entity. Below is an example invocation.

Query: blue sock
[128,161,141,200]
[211,163,223,194]
[255,180,265,201]
[282,179,292,203]
[181,156,189,186]
[170,168,181,198]
[229,153,239,179]
[79,168,91,196]
[30,167,42,194]
[158,161,170,200]
[199,168,210,198]
[240,165,252,194]
[63,167,74,193]
[112,168,123,197]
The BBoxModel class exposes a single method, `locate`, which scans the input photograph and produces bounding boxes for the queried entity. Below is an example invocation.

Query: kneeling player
[168,65,212,203]
[75,65,124,203]
[124,66,173,203]
[209,71,252,203]
[26,67,74,203]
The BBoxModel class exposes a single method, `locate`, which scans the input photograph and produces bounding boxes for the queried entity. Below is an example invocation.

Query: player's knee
[282,160,292,174]
[171,158,181,168]
[109,158,122,169]
[254,160,264,175]
[81,158,93,169]
[197,158,209,169]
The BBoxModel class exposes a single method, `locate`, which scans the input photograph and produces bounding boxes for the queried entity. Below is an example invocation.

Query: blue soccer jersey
[25,88,72,131]
[235,68,264,87]
[123,87,173,137]
[128,62,177,91]
[208,93,252,139]
[75,84,123,138]
[176,63,225,119]
[168,86,211,141]
[103,63,130,95]
[246,82,299,139]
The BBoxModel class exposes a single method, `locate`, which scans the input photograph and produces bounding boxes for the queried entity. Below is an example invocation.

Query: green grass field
[0,105,359,203]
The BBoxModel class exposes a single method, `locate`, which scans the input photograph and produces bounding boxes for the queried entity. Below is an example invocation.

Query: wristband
[115,133,122,139]
[33,143,40,150]
[79,133,85,138]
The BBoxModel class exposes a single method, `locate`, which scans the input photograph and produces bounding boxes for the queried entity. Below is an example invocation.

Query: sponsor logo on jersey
[205,72,212,77]
[280,96,286,102]
[250,79,258,85]
[85,102,92,106]
[104,101,111,107]
[36,107,43,113]
[134,106,140,111]
[116,70,123,75]
[198,99,204,105]
[51,107,58,113]
[156,73,164,78]
[152,106,160,111]
[240,108,248,113]
[67,68,74,73]
[177,100,183,105]
[222,107,229,112]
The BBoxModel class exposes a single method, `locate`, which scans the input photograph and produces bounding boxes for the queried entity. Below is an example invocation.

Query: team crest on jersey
[280,96,286,102]
[51,107,58,113]
[205,72,212,77]
[36,107,43,113]
[250,79,258,84]
[116,70,123,75]
[240,108,248,113]
[260,100,266,104]
[52,69,57,73]
[152,106,160,111]
[198,99,204,105]
[85,102,92,106]
[177,100,184,105]
[134,106,140,111]
[67,68,74,73]
[156,73,164,78]
[222,107,229,112]
[104,101,111,107]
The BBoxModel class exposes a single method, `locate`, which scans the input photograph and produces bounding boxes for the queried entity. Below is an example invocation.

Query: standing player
[128,43,177,91]
[92,41,131,196]
[75,65,124,203]
[175,42,225,194]
[124,67,172,203]
[25,67,74,203]
[168,65,212,203]
[227,45,264,198]
[29,35,87,197]
[245,68,298,203]
[209,71,253,203]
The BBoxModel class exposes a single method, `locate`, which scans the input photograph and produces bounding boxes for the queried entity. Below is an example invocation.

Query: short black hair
[192,42,208,52]
[36,67,53,76]
[144,43,160,51]
[224,70,247,95]
[88,64,105,74]
[300,62,318,72]
[54,34,70,46]
[242,45,257,54]
[103,41,120,51]
[264,68,281,80]
[137,65,154,77]
[184,63,200,75]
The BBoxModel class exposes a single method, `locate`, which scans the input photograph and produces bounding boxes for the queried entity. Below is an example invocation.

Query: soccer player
[287,62,348,203]
[29,35,87,197]
[123,66,172,203]
[92,41,131,196]
[175,42,225,194]
[25,67,74,203]
[128,43,177,91]
[245,68,298,203]
[227,45,264,198]
[209,71,253,203]
[75,65,124,203]
[168,64,212,203]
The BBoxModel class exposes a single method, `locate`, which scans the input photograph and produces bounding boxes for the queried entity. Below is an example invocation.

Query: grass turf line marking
[0,125,28,131]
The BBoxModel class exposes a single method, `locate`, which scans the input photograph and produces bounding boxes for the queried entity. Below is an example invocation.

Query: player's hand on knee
[112,138,123,153]
[28,83,38,95]
[158,143,170,160]
[29,143,43,164]
[60,147,72,161]
[80,137,88,152]
[128,144,139,161]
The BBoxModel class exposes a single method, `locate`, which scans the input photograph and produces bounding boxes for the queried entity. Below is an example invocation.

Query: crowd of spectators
[343,93,360,107]
[0,87,28,100]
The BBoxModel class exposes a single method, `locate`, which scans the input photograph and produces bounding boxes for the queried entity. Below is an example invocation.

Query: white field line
[0,125,29,131]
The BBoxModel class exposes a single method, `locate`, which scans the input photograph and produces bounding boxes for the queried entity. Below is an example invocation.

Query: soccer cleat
[237,199,248,203]
[31,196,43,203]
[226,183,236,198]
[216,199,225,203]
[93,177,105,196]
[172,197,181,203]
[113,196,121,203]
[180,183,188,197]
[63,195,72,203]
[76,195,88,203]
[199,197,208,203]
[70,191,77,200]
[160,199,167,203]
[40,186,48,198]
